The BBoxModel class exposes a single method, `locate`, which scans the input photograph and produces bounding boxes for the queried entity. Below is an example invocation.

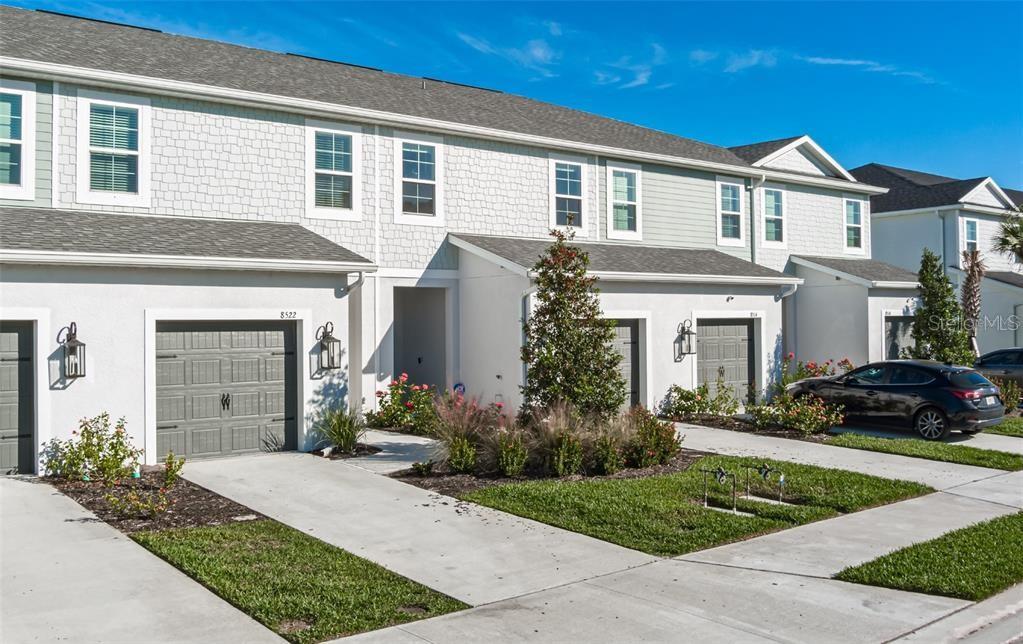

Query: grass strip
[987,417,1023,438]
[827,433,1023,471]
[463,455,930,557]
[134,519,466,643]
[835,512,1023,600]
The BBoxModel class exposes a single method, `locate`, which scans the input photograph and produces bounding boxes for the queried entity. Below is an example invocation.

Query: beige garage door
[697,319,754,403]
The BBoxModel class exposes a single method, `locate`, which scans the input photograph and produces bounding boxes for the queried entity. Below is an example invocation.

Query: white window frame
[715,176,745,247]
[962,217,979,254]
[393,130,444,228]
[760,185,786,249]
[76,88,151,207]
[305,119,361,221]
[0,79,36,201]
[549,153,589,236]
[843,197,866,255]
[606,161,642,241]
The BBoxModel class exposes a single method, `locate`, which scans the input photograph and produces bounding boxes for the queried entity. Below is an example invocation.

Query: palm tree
[960,250,986,357]
[993,209,1023,264]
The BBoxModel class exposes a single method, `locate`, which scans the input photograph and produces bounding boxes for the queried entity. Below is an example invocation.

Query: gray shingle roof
[850,163,1019,213]
[1,6,749,168]
[987,272,1023,289]
[793,255,918,285]
[1003,188,1023,208]
[451,234,793,280]
[728,136,803,164]
[0,206,373,265]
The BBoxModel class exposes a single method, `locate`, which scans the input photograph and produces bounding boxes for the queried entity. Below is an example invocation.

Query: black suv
[786,360,1004,440]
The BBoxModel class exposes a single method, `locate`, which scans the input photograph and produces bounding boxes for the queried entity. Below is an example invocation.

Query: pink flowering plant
[748,394,844,435]
[777,353,855,395]
[366,373,438,435]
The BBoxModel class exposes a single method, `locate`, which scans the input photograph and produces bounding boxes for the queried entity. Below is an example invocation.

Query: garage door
[885,316,914,360]
[0,322,34,474]
[155,321,297,460]
[611,319,640,408]
[697,319,753,403]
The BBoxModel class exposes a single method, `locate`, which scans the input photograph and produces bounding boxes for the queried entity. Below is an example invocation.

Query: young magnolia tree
[960,249,986,357]
[906,248,973,365]
[521,229,626,418]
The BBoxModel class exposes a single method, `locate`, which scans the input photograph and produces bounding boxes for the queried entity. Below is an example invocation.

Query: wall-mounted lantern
[316,321,342,371]
[58,322,86,379]
[674,320,696,361]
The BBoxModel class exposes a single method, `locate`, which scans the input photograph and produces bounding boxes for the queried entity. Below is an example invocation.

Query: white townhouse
[852,163,1023,353]
[0,7,912,472]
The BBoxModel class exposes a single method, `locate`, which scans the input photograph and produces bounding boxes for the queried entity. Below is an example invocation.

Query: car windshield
[948,370,993,388]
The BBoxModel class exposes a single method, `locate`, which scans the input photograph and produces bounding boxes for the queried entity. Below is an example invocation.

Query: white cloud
[597,43,668,90]
[796,55,936,84]
[689,49,719,65]
[456,32,560,78]
[724,50,777,73]
[593,70,622,85]
[543,20,562,37]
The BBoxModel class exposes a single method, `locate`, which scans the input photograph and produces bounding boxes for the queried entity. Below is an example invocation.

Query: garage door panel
[232,425,260,451]
[157,429,186,457]
[190,359,223,385]
[230,331,261,349]
[191,394,222,420]
[190,427,222,456]
[229,392,260,418]
[231,358,260,383]
[266,357,285,382]
[190,331,222,350]
[698,319,754,404]
[157,395,186,422]
[156,360,185,387]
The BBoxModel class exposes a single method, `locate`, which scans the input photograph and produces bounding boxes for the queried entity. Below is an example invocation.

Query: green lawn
[134,520,466,643]
[987,417,1023,438]
[836,512,1023,601]
[827,433,1023,471]
[463,455,931,557]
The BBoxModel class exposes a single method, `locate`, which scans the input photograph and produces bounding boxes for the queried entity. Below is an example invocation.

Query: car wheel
[915,407,950,441]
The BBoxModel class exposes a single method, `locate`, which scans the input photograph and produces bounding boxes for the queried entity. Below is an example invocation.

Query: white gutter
[789,256,918,289]
[1,56,889,196]
[520,283,538,391]
[0,249,378,273]
[872,204,1013,219]
[343,271,366,294]
[587,271,802,286]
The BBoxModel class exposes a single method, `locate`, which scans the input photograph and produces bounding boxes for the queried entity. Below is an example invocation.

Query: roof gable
[960,178,1015,209]
[730,135,854,181]
[851,163,1021,214]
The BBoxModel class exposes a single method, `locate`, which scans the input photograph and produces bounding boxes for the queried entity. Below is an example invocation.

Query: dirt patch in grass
[310,443,382,459]
[51,469,263,533]
[391,448,713,497]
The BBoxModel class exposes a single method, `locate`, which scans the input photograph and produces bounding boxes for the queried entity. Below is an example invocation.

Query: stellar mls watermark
[928,315,1020,332]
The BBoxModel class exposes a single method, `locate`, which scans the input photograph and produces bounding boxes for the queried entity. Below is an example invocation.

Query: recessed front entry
[611,319,641,408]
[155,321,297,459]
[0,322,34,474]
[697,319,754,403]
[393,287,447,389]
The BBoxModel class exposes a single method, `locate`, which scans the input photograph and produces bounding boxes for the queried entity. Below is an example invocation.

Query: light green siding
[0,77,51,208]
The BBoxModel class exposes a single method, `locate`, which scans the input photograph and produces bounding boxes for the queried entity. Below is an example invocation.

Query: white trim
[960,177,1015,210]
[448,235,531,278]
[143,308,312,464]
[962,216,980,255]
[304,118,362,221]
[51,81,60,207]
[715,176,745,247]
[751,135,856,182]
[2,58,891,197]
[843,197,866,255]
[605,161,642,241]
[75,88,151,207]
[0,249,376,273]
[760,185,786,249]
[376,267,460,279]
[393,130,445,227]
[690,311,766,400]
[549,152,589,236]
[872,204,1016,219]
[0,79,37,201]
[790,256,918,289]
[0,308,51,474]
[601,309,653,409]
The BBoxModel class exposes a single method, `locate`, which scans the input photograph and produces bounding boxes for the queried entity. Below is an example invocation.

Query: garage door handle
[156,354,178,358]
[271,417,295,422]
[157,425,178,430]
[221,393,231,410]
[0,357,30,362]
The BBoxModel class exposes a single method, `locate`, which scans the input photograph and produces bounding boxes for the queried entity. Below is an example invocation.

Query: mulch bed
[391,448,713,497]
[51,468,264,534]
[310,443,382,459]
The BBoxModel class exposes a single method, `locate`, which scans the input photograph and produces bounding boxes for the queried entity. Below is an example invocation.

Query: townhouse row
[0,6,999,472]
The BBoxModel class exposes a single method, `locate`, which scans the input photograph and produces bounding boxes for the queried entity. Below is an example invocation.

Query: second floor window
[845,199,863,249]
[763,188,784,243]
[0,79,35,200]
[719,181,743,242]
[607,164,641,240]
[401,142,436,215]
[314,131,353,209]
[964,219,979,253]
[89,103,139,193]
[0,93,23,186]
[555,161,583,228]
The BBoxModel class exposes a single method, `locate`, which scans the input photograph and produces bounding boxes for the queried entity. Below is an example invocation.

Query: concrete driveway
[0,477,280,644]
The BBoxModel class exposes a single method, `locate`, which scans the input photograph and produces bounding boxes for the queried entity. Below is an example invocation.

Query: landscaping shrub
[552,434,584,477]
[777,353,855,395]
[525,401,592,474]
[314,404,366,454]
[748,395,844,435]
[496,431,528,477]
[411,460,434,477]
[593,434,624,475]
[105,488,170,519]
[366,373,438,435]
[660,372,740,419]
[447,437,477,474]
[44,413,142,485]
[163,451,186,488]
[625,406,681,467]
[993,377,1021,413]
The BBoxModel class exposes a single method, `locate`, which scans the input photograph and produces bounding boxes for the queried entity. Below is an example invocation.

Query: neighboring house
[852,163,1023,353]
[0,7,907,472]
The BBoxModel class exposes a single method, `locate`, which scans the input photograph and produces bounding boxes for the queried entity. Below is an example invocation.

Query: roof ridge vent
[35,9,163,32]
[421,77,503,94]
[285,52,383,73]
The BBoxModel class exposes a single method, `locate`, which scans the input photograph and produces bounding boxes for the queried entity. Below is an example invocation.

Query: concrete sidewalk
[346,430,437,474]
[0,477,281,644]
[894,582,1023,643]
[677,423,1004,489]
[184,452,656,605]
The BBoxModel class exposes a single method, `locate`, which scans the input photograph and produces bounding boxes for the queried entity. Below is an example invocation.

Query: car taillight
[948,389,982,400]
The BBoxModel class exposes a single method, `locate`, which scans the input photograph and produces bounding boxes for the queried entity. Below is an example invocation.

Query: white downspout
[520,281,538,392]
[343,271,365,294]
[750,173,766,265]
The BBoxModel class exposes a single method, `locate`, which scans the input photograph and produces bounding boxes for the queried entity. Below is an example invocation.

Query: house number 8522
[280,311,297,319]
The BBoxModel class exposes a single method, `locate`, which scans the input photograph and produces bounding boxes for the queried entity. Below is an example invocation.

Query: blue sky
[11,0,1023,186]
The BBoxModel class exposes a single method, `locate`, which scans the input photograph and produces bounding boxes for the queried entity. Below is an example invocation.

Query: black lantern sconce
[316,321,343,371]
[674,320,696,362]
[58,322,86,379]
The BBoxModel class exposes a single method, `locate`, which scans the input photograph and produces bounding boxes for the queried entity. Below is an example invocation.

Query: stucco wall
[0,264,352,466]
[791,265,869,365]
[871,212,942,273]
[975,279,1022,353]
